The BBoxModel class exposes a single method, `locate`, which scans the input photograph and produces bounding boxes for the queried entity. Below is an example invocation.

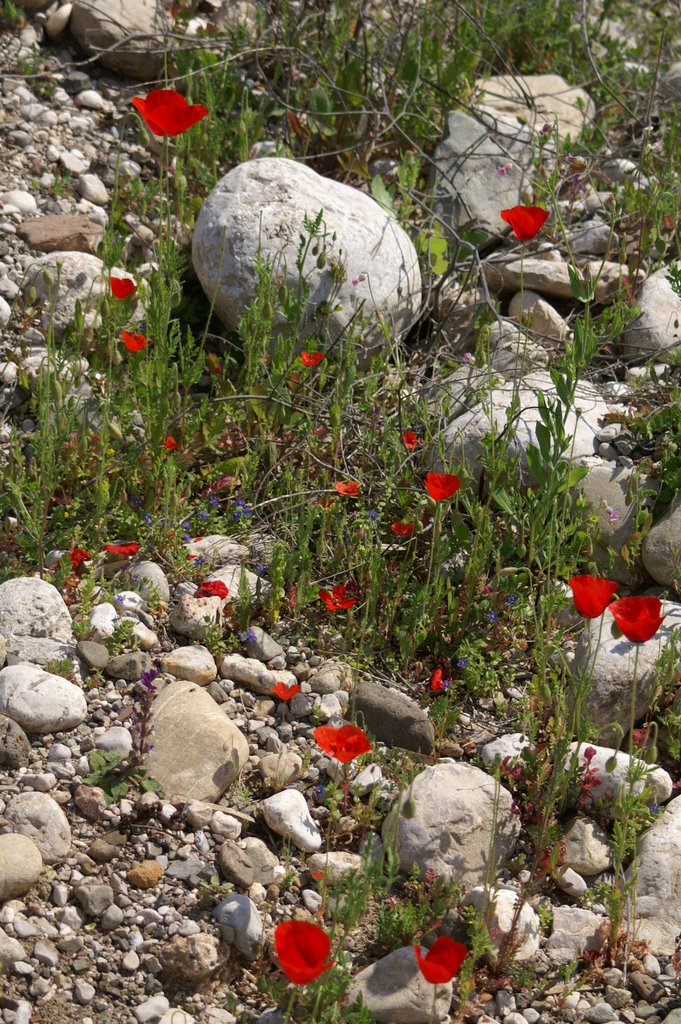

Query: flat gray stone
[0,577,73,641]
[354,679,434,754]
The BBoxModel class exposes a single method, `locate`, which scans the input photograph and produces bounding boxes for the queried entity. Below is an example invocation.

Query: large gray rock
[438,371,606,485]
[432,110,525,238]
[22,252,108,339]
[192,158,422,366]
[5,636,78,669]
[383,762,519,888]
[642,494,681,589]
[0,577,73,641]
[218,653,298,696]
[346,945,453,1023]
[569,603,681,744]
[145,680,248,801]
[630,797,681,954]
[0,664,87,733]
[483,256,625,304]
[353,679,435,754]
[620,267,681,363]
[0,833,43,899]
[70,0,167,79]
[5,792,72,864]
[577,464,658,585]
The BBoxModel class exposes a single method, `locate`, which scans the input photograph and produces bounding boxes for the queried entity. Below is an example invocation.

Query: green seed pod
[262,301,273,319]
[316,251,327,269]
[401,796,416,819]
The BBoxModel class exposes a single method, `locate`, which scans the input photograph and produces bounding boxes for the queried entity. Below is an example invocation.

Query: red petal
[500,205,549,241]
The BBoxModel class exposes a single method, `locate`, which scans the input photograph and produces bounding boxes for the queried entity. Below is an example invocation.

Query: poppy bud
[316,252,327,269]
[401,796,416,819]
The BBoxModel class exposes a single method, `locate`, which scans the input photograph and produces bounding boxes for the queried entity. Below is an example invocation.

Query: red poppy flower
[500,205,549,241]
[131,89,209,137]
[429,667,444,692]
[316,497,335,509]
[424,472,460,502]
[319,584,357,611]
[274,921,334,985]
[109,276,136,299]
[102,542,139,557]
[390,521,414,537]
[68,547,90,568]
[271,682,301,701]
[414,936,467,984]
[313,724,372,763]
[609,596,666,643]
[300,351,325,367]
[335,481,360,497]
[122,331,147,352]
[163,435,180,450]
[403,430,419,449]
[568,576,618,619]
[195,580,229,600]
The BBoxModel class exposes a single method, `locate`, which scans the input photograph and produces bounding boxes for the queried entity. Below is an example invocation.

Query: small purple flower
[140,668,159,692]
[232,509,243,520]
[442,678,452,691]
[183,533,193,542]
[182,520,192,531]
[194,556,207,568]
[208,495,219,508]
[540,122,552,134]
[314,783,326,800]
[141,513,153,525]
[255,563,267,577]
[461,352,474,364]
[497,163,512,176]
[486,610,499,623]
[128,493,142,509]
[236,630,245,642]
[197,510,209,521]
[245,627,257,643]
[457,657,468,669]
[351,273,367,287]
[242,506,252,517]
[649,803,661,814]
[234,498,245,508]
[368,509,379,523]
[507,593,520,605]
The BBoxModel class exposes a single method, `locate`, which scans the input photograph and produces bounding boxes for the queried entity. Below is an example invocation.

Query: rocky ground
[2,3,681,1024]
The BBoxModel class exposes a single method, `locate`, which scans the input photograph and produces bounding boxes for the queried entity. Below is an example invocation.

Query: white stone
[214,893,263,959]
[307,851,362,882]
[508,289,568,341]
[473,73,595,141]
[75,89,107,111]
[0,576,72,641]
[383,762,519,888]
[628,797,681,954]
[462,886,541,961]
[45,4,73,38]
[566,743,672,815]
[5,791,72,864]
[480,733,531,766]
[570,605,681,744]
[347,945,453,1023]
[0,665,87,732]
[546,905,608,963]
[21,251,110,338]
[168,595,223,641]
[562,816,612,875]
[96,726,133,757]
[438,370,607,486]
[70,0,167,80]
[146,680,248,801]
[642,494,681,587]
[192,157,422,367]
[0,833,43,899]
[161,645,217,685]
[219,653,298,696]
[621,267,681,362]
[89,602,117,640]
[261,789,322,852]
[0,191,37,215]
[76,172,108,205]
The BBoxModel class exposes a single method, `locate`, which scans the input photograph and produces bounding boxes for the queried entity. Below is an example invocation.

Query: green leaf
[370,175,395,216]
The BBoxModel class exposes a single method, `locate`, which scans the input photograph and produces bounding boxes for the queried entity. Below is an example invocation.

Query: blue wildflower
[128,493,142,509]
[197,510,209,521]
[486,611,499,623]
[255,564,267,577]
[245,627,257,643]
[209,495,219,508]
[182,520,192,531]
[507,593,520,605]
[368,509,379,523]
[457,658,468,669]
[141,513,153,525]
[140,668,159,691]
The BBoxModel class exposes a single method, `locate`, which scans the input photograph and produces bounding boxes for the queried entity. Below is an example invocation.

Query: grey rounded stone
[354,679,434,754]
[105,651,153,681]
[192,158,421,367]
[0,664,87,732]
[70,0,167,80]
[127,561,171,605]
[0,833,43,899]
[214,893,263,959]
[4,792,72,864]
[0,576,73,641]
[76,640,110,670]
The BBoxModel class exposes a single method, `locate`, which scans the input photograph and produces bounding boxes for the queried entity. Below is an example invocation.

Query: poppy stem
[426,502,443,588]
[283,984,297,1024]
